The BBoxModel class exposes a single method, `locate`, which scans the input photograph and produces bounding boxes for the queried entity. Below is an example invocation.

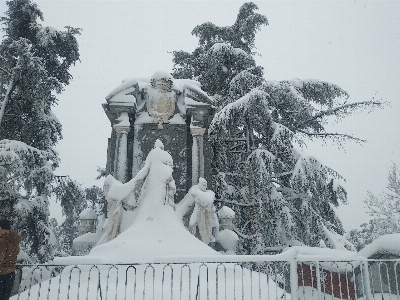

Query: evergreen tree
[172,2,382,254]
[0,0,80,262]
[172,2,266,108]
[51,183,105,257]
[53,179,86,255]
[85,185,107,218]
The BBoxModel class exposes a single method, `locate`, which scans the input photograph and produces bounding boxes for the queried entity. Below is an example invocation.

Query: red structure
[298,263,356,299]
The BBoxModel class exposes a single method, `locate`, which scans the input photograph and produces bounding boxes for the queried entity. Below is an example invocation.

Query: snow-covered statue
[134,139,176,208]
[87,141,219,262]
[96,175,123,245]
[176,178,219,245]
[97,139,176,245]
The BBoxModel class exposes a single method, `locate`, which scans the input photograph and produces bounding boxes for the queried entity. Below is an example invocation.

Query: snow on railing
[10,258,400,300]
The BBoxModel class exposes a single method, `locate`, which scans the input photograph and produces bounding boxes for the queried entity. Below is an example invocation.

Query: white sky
[1,1,399,232]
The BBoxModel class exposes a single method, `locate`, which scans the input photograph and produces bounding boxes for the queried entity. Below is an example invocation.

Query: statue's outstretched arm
[133,160,150,182]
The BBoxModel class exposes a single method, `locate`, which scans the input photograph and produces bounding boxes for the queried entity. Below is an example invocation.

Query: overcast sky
[1,0,399,231]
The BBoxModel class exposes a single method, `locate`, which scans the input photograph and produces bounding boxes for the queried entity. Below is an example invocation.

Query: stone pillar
[191,127,206,186]
[113,125,130,183]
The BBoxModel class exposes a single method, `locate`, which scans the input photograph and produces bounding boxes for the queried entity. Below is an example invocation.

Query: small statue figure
[176,178,219,245]
[96,175,123,245]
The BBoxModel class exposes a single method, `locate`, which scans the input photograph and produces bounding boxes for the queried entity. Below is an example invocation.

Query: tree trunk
[0,77,15,129]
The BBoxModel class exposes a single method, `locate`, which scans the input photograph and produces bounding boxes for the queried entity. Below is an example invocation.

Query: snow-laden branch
[215,198,258,207]
[233,226,254,239]
[296,130,366,143]
[298,99,383,129]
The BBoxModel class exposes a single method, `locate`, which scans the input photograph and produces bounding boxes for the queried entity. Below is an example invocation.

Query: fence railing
[10,256,400,300]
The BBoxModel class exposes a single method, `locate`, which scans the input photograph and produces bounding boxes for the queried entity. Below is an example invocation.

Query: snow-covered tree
[348,163,400,251]
[53,178,86,255]
[0,0,80,262]
[172,2,266,108]
[346,219,378,252]
[50,182,105,256]
[364,163,400,234]
[172,2,381,254]
[85,185,107,218]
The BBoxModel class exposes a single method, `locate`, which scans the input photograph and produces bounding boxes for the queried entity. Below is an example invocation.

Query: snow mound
[359,233,400,258]
[73,232,99,243]
[150,70,172,82]
[218,206,235,218]
[88,204,217,263]
[215,229,238,252]
[79,207,96,220]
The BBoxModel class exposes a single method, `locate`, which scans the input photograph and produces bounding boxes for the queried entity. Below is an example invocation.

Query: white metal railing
[10,256,400,300]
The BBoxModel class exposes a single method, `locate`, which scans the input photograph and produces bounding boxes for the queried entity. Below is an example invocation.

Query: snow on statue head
[154,139,164,150]
[150,71,173,92]
[198,177,207,192]
[103,175,114,197]
[143,139,173,168]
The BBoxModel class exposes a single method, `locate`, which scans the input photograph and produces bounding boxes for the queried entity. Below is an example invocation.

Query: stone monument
[102,71,215,201]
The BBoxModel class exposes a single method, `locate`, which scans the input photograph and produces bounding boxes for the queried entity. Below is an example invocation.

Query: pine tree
[172,2,382,254]
[0,0,80,262]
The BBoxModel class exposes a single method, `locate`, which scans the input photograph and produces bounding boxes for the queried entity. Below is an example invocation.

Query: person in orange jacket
[0,219,21,300]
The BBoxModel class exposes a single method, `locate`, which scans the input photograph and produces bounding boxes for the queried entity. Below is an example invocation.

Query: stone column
[113,125,130,183]
[190,127,206,186]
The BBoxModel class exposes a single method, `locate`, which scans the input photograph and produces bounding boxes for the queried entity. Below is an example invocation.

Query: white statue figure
[96,175,123,245]
[134,139,176,209]
[97,139,175,245]
[176,178,219,245]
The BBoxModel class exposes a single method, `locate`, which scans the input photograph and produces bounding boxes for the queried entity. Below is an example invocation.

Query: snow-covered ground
[12,262,289,300]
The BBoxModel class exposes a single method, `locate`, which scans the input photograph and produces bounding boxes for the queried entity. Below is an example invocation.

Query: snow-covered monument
[102,71,215,200]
